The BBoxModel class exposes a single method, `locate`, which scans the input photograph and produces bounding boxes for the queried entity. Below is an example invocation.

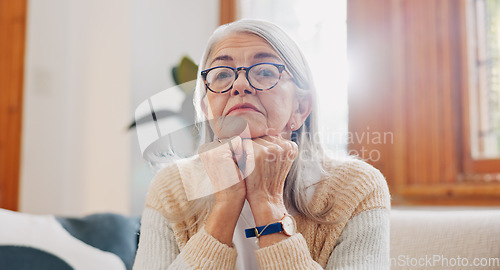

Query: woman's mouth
[226,103,261,115]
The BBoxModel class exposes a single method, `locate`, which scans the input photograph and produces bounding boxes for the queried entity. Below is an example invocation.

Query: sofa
[390,208,500,270]
[0,209,140,270]
[1,207,499,269]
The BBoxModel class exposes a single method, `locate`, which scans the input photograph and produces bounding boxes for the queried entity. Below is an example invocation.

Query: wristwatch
[245,214,296,238]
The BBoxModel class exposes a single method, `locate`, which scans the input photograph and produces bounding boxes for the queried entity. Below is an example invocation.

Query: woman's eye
[215,71,232,80]
[261,70,273,77]
[256,68,277,78]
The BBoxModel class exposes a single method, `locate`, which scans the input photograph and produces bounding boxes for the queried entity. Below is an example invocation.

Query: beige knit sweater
[134,157,391,269]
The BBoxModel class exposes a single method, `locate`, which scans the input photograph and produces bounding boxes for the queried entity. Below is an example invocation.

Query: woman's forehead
[209,33,282,65]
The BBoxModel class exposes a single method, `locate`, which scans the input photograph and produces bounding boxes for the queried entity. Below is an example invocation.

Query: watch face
[282,216,295,236]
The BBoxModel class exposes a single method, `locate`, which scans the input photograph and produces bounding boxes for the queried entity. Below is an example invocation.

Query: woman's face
[203,33,306,139]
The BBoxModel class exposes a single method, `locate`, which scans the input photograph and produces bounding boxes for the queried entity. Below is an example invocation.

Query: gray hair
[176,19,331,225]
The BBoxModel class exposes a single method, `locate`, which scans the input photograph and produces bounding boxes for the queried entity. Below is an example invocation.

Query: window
[463,0,500,180]
[238,0,349,157]
[221,0,500,205]
[346,0,500,205]
[471,0,500,159]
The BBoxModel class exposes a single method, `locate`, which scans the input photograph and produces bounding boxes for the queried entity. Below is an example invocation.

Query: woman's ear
[288,92,312,131]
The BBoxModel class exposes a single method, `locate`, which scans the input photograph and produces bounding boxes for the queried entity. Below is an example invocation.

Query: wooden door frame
[0,0,27,211]
[220,0,237,25]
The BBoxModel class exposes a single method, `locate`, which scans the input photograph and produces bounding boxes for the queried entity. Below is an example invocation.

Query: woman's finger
[242,138,255,177]
[229,136,243,161]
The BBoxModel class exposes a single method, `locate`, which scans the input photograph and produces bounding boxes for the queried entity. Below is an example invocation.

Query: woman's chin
[218,126,266,139]
[213,114,289,139]
[244,122,269,138]
[216,115,268,139]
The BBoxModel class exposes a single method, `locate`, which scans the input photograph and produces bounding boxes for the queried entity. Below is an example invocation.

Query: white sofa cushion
[390,209,500,269]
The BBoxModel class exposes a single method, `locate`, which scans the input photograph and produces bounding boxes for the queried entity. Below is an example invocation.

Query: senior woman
[133,19,390,269]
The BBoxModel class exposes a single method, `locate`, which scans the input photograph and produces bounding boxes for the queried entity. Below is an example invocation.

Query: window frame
[462,0,500,180]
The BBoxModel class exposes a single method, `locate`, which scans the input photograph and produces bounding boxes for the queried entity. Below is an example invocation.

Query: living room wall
[20,0,219,216]
[21,0,132,216]
[129,0,219,215]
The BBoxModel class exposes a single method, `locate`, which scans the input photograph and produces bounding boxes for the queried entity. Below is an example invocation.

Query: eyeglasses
[201,62,286,94]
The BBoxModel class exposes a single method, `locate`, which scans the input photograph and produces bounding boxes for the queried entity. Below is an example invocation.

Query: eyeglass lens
[205,63,281,93]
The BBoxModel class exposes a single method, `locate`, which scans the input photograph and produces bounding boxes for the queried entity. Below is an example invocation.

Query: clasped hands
[198,132,298,209]
[198,128,299,247]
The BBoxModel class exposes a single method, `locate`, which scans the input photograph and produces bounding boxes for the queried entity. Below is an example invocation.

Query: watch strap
[245,222,283,238]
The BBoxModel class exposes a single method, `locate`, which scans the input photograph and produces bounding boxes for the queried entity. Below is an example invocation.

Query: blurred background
[1,0,500,217]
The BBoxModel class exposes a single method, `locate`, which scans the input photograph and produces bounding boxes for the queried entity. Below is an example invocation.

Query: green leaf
[175,56,198,94]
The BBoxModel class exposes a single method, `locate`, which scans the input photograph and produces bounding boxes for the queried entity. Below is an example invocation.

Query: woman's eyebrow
[210,55,233,65]
[254,52,281,62]
[210,52,281,66]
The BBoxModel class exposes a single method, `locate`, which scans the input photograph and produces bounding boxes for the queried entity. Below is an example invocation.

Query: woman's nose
[230,70,256,96]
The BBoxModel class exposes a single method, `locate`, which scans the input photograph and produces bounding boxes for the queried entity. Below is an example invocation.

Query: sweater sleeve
[253,209,390,270]
[255,233,323,269]
[133,207,188,269]
[133,207,238,270]
[322,159,391,269]
[325,209,390,270]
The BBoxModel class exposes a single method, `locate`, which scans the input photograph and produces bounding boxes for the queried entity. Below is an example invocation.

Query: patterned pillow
[0,209,140,270]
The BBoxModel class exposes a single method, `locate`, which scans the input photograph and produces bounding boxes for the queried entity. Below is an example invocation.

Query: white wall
[20,0,219,216]
[129,0,219,215]
[21,0,132,216]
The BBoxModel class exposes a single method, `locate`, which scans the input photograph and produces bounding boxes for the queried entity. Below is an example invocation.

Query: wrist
[205,199,244,246]
[248,200,288,227]
[215,194,245,206]
[246,192,284,207]
[212,199,245,223]
[245,210,297,248]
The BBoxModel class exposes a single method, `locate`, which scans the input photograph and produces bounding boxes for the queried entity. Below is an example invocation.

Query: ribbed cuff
[181,227,237,269]
[255,233,322,270]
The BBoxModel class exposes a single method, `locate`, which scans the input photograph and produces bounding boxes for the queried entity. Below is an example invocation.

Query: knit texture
[295,158,391,266]
[327,209,390,269]
[133,207,185,269]
[255,233,322,269]
[135,157,391,269]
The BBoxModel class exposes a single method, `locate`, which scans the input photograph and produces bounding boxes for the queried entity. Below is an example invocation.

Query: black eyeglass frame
[200,62,287,94]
